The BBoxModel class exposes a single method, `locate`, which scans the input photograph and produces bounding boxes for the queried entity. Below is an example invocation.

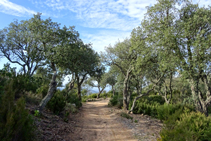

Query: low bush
[100,92,113,98]
[82,96,88,102]
[157,104,194,121]
[160,112,211,141]
[131,95,164,117]
[47,91,66,114]
[24,92,41,105]
[120,112,133,120]
[66,92,82,108]
[0,81,35,141]
[108,94,123,108]
[109,95,118,106]
[36,84,49,98]
[88,93,98,99]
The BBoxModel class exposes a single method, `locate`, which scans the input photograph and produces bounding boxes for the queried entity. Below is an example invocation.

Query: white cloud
[30,0,158,31]
[81,30,131,53]
[194,0,211,7]
[0,0,36,16]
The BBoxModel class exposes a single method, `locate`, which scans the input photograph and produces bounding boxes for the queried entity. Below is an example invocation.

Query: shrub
[82,96,88,102]
[12,75,40,97]
[47,91,66,114]
[88,93,98,99]
[36,84,49,98]
[109,95,118,106]
[0,81,35,141]
[157,104,194,121]
[160,112,211,141]
[131,95,164,117]
[120,112,133,120]
[66,92,82,108]
[108,94,123,108]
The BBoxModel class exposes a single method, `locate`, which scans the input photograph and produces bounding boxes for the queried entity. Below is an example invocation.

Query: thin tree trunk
[76,73,88,101]
[129,75,164,114]
[76,75,82,101]
[190,79,209,116]
[123,69,131,111]
[129,89,154,114]
[39,63,57,111]
[112,85,115,97]
[97,86,106,99]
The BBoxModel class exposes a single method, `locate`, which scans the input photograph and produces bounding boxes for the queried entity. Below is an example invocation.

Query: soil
[68,99,162,141]
[31,99,162,141]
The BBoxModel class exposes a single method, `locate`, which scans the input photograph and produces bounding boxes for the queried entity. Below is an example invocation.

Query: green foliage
[99,92,112,98]
[0,82,35,141]
[34,110,40,117]
[88,93,98,99]
[120,112,133,120]
[36,84,49,98]
[66,92,82,108]
[157,104,195,121]
[24,91,41,105]
[108,94,123,108]
[47,91,66,114]
[82,96,88,102]
[131,95,165,117]
[64,103,78,114]
[160,112,211,141]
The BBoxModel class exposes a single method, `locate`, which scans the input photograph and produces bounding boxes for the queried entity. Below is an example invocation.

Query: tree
[85,64,106,98]
[102,39,136,110]
[102,66,118,97]
[0,14,48,76]
[142,0,211,115]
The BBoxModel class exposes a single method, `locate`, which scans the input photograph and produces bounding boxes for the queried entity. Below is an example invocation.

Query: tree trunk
[123,73,130,111]
[76,73,88,101]
[76,75,82,101]
[129,89,154,114]
[97,86,106,99]
[39,64,57,111]
[112,85,115,97]
[190,79,209,116]
[77,84,81,101]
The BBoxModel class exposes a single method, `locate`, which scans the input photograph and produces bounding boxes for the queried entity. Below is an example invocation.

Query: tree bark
[190,79,209,116]
[123,69,132,111]
[129,89,154,114]
[38,63,57,111]
[112,85,115,97]
[76,73,88,101]
[97,86,106,99]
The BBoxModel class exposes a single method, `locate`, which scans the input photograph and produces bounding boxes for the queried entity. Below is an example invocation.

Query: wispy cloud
[30,0,158,31]
[81,30,131,53]
[0,0,36,16]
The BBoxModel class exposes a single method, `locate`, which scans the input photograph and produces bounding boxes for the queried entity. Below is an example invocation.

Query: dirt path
[69,99,137,141]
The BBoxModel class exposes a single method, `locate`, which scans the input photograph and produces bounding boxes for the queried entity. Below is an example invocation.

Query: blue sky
[0,0,210,90]
[0,0,210,61]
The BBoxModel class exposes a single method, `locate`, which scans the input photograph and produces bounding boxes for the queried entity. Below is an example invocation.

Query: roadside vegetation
[0,0,211,140]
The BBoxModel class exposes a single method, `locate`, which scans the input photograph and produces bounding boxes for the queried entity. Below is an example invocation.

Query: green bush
[109,95,118,106]
[36,84,49,98]
[131,95,164,117]
[160,112,211,141]
[120,112,133,120]
[88,93,98,99]
[66,92,82,108]
[12,75,41,97]
[99,92,113,98]
[0,82,35,141]
[108,94,123,108]
[157,104,194,121]
[47,91,66,114]
[82,95,88,102]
